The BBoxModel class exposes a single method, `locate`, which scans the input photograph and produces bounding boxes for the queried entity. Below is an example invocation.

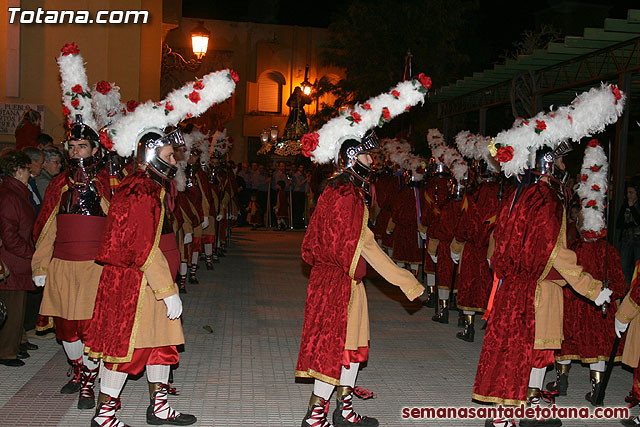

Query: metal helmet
[337,129,380,185]
[528,140,573,185]
[135,127,184,180]
[449,176,468,201]
[64,114,103,180]
[428,157,449,177]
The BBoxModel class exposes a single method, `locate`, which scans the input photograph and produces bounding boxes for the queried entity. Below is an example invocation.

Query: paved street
[0,228,634,426]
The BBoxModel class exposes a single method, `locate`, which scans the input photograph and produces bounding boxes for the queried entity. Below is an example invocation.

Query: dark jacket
[0,176,36,290]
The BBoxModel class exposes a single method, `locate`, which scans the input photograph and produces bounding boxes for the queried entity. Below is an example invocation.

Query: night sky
[182,0,637,76]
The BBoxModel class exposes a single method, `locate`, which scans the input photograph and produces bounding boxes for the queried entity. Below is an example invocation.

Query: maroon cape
[473,182,563,405]
[295,180,367,385]
[455,182,500,311]
[557,239,626,362]
[431,197,465,290]
[390,186,425,264]
[84,170,166,363]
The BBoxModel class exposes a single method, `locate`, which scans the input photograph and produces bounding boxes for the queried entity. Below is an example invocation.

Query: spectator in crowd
[0,150,37,366]
[292,164,307,228]
[21,147,43,215]
[617,182,640,287]
[35,133,54,150]
[14,109,42,150]
[256,164,269,221]
[35,148,62,196]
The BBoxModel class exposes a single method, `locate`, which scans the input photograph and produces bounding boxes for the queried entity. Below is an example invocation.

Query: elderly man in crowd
[35,148,62,197]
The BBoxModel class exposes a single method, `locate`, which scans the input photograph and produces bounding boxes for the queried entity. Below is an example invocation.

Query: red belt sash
[52,214,106,261]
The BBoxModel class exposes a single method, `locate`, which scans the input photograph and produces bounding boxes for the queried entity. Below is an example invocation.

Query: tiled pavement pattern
[0,228,635,426]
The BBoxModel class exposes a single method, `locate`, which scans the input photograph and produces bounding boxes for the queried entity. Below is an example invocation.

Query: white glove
[163,294,183,319]
[594,287,612,307]
[450,250,460,264]
[231,214,237,220]
[183,233,193,244]
[216,214,223,221]
[430,254,437,263]
[34,275,46,287]
[419,232,427,241]
[615,317,629,338]
[202,217,209,229]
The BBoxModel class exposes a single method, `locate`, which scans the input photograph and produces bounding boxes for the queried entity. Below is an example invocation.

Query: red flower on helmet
[126,100,139,112]
[71,99,79,108]
[99,130,114,151]
[193,81,204,90]
[61,43,80,56]
[612,85,622,103]
[495,146,514,163]
[71,84,83,94]
[535,120,546,134]
[165,102,174,112]
[590,165,600,172]
[391,90,400,98]
[382,107,391,121]
[405,106,411,111]
[95,81,112,95]
[581,174,587,182]
[586,199,597,207]
[350,111,362,123]
[62,106,70,116]
[417,73,432,90]
[592,184,601,191]
[229,70,240,83]
[301,132,320,158]
[188,91,201,104]
[362,103,372,110]
[588,139,600,148]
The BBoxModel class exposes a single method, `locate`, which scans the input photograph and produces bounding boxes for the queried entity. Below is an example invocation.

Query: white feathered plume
[92,81,124,129]
[301,75,432,163]
[576,139,608,239]
[427,128,468,183]
[489,83,625,177]
[57,43,98,131]
[105,69,238,157]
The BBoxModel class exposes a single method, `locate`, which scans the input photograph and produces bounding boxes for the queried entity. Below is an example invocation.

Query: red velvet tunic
[390,186,425,264]
[84,170,170,362]
[422,176,450,273]
[455,182,500,311]
[473,182,563,405]
[431,198,464,290]
[557,239,626,362]
[296,180,368,384]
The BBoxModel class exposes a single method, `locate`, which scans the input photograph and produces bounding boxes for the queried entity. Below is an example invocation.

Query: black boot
[91,393,131,427]
[60,357,83,394]
[450,292,458,311]
[456,314,475,342]
[146,382,197,425]
[519,388,562,426]
[332,386,379,427]
[457,312,465,328]
[188,265,198,284]
[432,299,449,324]
[301,394,332,427]
[621,416,640,426]
[585,370,604,406]
[178,275,187,294]
[545,363,570,396]
[422,286,435,308]
[78,364,99,409]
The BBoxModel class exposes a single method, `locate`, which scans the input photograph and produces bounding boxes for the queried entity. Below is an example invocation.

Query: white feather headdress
[57,43,98,132]
[427,128,468,183]
[301,75,432,163]
[489,83,625,177]
[576,139,608,240]
[92,81,124,130]
[104,70,238,157]
[210,128,231,158]
[455,131,497,171]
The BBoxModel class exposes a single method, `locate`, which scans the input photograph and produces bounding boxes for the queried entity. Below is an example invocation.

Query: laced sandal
[301,395,332,427]
[146,382,196,425]
[91,394,131,427]
[78,365,99,409]
[332,386,378,426]
[60,357,83,394]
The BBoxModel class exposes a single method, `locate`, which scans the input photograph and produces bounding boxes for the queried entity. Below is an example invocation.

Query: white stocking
[557,359,571,365]
[438,289,450,300]
[409,264,418,271]
[180,263,188,275]
[62,340,84,361]
[528,367,546,390]
[427,273,435,286]
[204,243,213,256]
[463,310,475,316]
[82,354,99,370]
[191,252,199,265]
[590,361,605,372]
[100,368,127,398]
[146,364,170,384]
[313,379,334,400]
[340,362,360,388]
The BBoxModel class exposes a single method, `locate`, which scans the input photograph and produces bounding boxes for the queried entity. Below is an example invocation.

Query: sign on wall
[0,103,45,135]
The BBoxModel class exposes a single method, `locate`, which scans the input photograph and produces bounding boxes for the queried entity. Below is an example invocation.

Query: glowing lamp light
[302,85,311,96]
[301,65,312,96]
[270,125,279,140]
[260,129,269,143]
[191,21,210,60]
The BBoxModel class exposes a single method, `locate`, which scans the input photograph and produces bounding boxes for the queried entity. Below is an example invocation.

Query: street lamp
[269,125,279,141]
[191,21,210,60]
[301,65,312,95]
